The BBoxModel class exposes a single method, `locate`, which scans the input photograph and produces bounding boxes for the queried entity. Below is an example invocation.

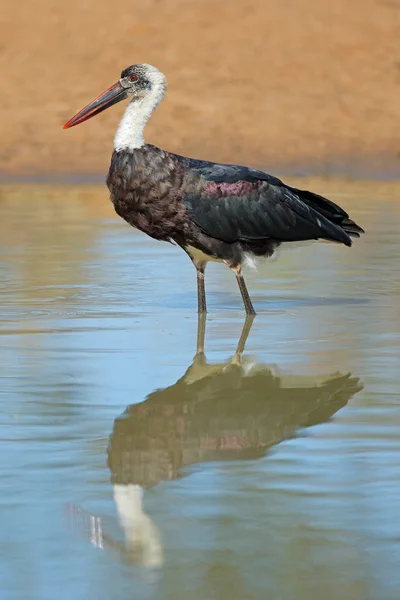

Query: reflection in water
[69,315,363,569]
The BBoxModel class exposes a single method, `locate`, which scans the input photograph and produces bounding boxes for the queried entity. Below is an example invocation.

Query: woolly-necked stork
[64,64,364,315]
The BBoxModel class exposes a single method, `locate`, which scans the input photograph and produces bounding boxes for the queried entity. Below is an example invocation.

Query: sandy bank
[1,0,399,178]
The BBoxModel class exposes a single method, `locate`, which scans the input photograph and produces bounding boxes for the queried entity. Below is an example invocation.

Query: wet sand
[1,0,399,178]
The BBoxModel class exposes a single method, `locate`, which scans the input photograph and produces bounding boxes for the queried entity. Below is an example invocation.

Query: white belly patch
[185,245,224,264]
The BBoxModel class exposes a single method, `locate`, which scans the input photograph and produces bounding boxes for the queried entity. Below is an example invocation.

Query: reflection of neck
[114,85,165,152]
[113,484,163,568]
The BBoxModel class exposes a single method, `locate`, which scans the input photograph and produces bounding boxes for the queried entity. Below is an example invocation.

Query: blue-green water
[1,184,399,600]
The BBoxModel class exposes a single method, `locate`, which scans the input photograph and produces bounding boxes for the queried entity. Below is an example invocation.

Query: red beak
[63,81,128,129]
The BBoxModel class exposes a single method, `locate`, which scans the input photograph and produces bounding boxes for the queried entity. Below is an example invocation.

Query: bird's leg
[233,267,256,316]
[232,315,255,365]
[195,261,207,314]
[196,311,207,358]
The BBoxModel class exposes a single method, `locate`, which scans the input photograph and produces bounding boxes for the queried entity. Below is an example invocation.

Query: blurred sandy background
[1,0,399,179]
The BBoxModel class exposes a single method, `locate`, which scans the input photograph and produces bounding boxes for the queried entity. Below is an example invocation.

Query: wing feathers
[178,157,363,247]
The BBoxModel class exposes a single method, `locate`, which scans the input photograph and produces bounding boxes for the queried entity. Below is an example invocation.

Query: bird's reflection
[68,315,363,568]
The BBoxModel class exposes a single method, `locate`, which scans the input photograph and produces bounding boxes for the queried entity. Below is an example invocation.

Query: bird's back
[106,145,364,257]
[174,152,364,248]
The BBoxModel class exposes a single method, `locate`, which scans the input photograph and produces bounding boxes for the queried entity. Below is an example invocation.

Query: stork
[64,64,364,315]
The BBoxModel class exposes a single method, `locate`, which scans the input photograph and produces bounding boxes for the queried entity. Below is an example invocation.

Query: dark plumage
[108,144,363,255]
[64,63,365,314]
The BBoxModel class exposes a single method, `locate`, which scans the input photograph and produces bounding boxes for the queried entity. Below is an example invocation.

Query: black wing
[178,157,364,246]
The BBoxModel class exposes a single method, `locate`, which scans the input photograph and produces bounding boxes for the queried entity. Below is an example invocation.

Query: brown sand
[1,0,399,178]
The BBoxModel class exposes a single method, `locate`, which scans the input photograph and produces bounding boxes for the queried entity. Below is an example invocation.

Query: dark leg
[195,261,207,314]
[196,311,207,356]
[235,270,256,316]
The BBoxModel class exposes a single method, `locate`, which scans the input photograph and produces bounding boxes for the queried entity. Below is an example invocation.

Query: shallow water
[1,182,400,600]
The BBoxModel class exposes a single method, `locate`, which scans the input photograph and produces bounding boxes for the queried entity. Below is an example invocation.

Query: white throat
[114,77,166,152]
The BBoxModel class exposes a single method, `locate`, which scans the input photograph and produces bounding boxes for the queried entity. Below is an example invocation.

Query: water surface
[1,182,400,600]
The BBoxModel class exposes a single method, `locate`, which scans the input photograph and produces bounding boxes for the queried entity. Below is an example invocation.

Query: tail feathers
[292,185,365,244]
[314,214,364,247]
[342,218,365,239]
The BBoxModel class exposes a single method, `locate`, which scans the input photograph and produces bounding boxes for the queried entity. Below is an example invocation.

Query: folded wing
[179,159,364,247]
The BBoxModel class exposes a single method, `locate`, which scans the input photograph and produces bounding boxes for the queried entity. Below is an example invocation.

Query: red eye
[130,75,137,82]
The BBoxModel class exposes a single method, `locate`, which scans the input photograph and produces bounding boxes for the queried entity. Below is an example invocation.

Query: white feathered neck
[114,66,167,151]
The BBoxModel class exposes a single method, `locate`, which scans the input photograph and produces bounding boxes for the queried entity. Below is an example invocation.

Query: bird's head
[63,64,167,129]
